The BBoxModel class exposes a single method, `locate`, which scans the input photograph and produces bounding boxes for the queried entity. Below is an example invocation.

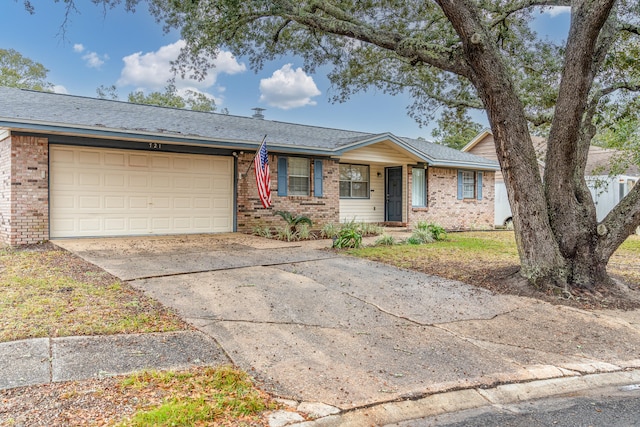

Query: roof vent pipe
[252,108,265,119]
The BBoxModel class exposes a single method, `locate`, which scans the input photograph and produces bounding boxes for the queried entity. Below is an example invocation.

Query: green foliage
[252,224,271,238]
[276,226,296,242]
[359,222,385,236]
[332,227,363,249]
[0,48,52,91]
[375,234,396,246]
[127,82,216,112]
[407,229,435,245]
[431,109,483,150]
[296,223,312,240]
[274,210,313,231]
[96,84,119,100]
[415,221,448,241]
[322,220,384,247]
[320,222,339,239]
[592,95,640,174]
[120,366,273,426]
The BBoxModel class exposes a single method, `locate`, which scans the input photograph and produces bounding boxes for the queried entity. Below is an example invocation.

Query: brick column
[0,134,49,245]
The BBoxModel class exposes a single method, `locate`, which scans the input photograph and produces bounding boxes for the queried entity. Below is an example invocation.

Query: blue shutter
[277,157,288,196]
[477,171,483,200]
[314,159,323,197]
[457,170,463,200]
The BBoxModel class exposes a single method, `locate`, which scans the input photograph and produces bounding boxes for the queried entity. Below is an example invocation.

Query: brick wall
[0,135,12,244]
[236,153,340,233]
[408,167,495,230]
[0,134,49,245]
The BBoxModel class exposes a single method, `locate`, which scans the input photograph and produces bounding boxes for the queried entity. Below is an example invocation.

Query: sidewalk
[0,331,228,390]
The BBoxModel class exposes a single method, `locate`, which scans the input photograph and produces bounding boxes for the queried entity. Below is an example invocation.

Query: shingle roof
[400,137,499,169]
[0,86,498,170]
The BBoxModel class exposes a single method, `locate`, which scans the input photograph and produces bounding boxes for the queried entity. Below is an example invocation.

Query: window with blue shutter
[458,170,482,200]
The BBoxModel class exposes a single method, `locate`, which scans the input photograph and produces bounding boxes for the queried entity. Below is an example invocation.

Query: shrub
[276,226,296,242]
[320,222,339,239]
[360,222,385,236]
[296,223,314,240]
[375,234,395,246]
[414,221,448,241]
[332,227,363,249]
[274,210,313,233]
[252,225,271,238]
[407,228,435,245]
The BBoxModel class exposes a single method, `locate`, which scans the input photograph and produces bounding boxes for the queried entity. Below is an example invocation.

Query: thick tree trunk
[436,0,622,291]
[543,1,617,290]
[437,0,569,286]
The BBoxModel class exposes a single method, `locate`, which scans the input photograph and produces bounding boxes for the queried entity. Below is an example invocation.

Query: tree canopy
[26,0,640,292]
[97,83,218,112]
[431,109,483,150]
[127,83,217,112]
[0,48,52,91]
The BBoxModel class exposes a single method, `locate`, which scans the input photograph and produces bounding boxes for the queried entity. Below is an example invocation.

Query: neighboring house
[463,129,639,227]
[0,87,498,246]
[583,146,639,221]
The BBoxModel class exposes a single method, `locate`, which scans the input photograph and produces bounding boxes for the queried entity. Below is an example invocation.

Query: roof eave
[0,120,336,156]
[429,159,500,171]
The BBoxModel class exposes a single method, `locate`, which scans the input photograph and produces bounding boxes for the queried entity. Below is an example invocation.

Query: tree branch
[274,1,472,77]
[485,0,571,27]
[619,23,640,36]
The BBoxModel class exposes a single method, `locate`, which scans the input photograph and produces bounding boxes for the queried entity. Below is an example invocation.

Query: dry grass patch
[351,231,520,283]
[0,244,187,342]
[350,231,640,310]
[0,366,281,427]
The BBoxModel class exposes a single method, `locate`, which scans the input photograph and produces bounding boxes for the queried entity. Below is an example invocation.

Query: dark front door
[386,167,403,222]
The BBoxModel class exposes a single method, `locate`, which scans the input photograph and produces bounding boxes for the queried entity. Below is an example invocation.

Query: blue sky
[2,2,570,139]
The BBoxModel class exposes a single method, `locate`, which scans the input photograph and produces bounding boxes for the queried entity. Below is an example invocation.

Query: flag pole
[244,134,267,177]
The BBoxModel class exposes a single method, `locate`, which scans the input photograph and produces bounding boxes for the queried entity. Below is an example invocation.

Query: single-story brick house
[0,86,498,245]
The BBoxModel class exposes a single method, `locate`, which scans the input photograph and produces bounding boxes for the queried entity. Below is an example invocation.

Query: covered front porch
[337,139,428,226]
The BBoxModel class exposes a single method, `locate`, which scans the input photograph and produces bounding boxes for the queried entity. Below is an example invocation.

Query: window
[462,171,475,199]
[287,157,310,195]
[412,167,427,207]
[340,164,370,198]
[457,170,483,200]
[278,157,321,197]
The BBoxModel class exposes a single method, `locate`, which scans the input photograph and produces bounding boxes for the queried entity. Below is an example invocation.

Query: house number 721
[149,143,162,149]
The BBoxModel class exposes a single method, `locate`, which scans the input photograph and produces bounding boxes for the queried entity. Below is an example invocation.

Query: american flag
[254,136,272,208]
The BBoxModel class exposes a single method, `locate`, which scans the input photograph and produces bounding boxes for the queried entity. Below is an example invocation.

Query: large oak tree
[34,0,640,292]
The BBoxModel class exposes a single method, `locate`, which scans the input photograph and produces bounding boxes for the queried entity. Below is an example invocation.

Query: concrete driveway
[54,234,640,410]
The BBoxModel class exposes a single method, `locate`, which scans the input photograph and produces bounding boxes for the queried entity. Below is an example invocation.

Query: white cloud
[259,64,321,110]
[52,85,68,94]
[73,44,108,69]
[82,51,109,69]
[543,6,571,17]
[117,40,246,92]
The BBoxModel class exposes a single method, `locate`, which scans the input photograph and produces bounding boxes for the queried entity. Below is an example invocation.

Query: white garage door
[50,145,234,238]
